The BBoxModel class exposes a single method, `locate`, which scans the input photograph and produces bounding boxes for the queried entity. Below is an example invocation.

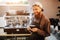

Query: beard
[34,12,40,15]
[34,12,40,19]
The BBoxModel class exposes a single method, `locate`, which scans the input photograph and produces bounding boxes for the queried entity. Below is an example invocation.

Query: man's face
[32,6,42,15]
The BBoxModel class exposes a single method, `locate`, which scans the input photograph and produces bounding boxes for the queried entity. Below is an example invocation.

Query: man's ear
[41,9,44,12]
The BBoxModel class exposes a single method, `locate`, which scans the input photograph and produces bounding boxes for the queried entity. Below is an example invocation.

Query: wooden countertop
[0,34,31,36]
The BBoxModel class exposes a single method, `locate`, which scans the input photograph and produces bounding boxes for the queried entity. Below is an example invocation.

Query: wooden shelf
[57,14,60,16]
[0,4,30,6]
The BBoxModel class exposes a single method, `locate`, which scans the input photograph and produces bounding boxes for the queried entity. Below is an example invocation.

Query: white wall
[40,0,59,18]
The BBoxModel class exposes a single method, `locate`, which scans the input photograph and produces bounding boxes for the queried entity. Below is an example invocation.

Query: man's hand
[27,27,31,31]
[31,28,38,32]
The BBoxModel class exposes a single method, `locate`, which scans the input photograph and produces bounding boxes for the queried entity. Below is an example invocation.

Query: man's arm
[37,20,50,37]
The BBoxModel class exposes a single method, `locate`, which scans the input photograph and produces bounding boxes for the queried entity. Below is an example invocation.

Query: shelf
[59,0,60,1]
[57,14,60,16]
[0,4,30,6]
[4,14,30,18]
[58,6,60,9]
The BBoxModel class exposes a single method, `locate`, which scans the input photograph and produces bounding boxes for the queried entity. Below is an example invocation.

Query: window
[0,0,29,6]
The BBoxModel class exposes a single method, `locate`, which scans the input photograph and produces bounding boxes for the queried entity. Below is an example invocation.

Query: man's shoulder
[42,14,50,22]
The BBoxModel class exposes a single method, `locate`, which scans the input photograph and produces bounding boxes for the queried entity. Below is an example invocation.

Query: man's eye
[33,9,37,10]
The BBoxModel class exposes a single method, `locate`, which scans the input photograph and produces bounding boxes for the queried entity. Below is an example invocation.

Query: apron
[26,14,45,40]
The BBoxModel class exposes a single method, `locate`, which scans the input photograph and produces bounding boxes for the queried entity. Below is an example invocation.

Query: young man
[26,2,50,40]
